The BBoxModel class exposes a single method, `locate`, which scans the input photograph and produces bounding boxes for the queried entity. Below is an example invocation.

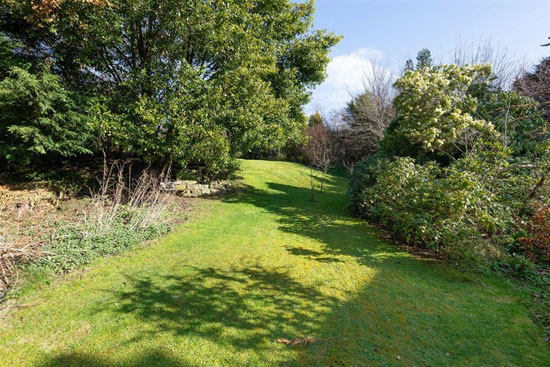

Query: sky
[306,0,550,113]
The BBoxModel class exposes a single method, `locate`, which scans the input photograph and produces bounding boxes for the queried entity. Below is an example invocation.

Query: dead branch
[275,337,340,347]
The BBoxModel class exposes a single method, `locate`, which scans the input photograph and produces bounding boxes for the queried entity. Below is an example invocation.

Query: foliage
[404,59,414,71]
[1,0,339,178]
[342,90,394,162]
[350,63,550,270]
[350,156,509,267]
[530,274,550,342]
[415,48,433,69]
[471,73,549,156]
[335,61,395,171]
[392,64,495,157]
[348,152,388,214]
[0,66,92,167]
[514,57,550,120]
[37,209,170,273]
[302,123,338,195]
[403,48,433,72]
[308,111,324,126]
[32,162,176,273]
[0,34,23,76]
[520,205,550,264]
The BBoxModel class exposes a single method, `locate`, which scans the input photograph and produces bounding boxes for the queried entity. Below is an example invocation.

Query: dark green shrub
[347,152,389,215]
[351,157,508,261]
[0,67,92,167]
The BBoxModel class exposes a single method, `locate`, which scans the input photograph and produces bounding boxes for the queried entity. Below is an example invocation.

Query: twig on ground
[275,337,340,347]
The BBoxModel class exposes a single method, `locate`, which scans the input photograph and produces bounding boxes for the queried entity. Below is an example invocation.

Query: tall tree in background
[415,48,433,69]
[453,38,520,88]
[308,111,324,127]
[343,92,394,162]
[404,59,415,71]
[514,57,550,120]
[341,62,395,166]
[402,48,433,72]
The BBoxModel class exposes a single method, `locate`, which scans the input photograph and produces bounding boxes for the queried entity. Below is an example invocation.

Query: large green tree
[1,0,339,178]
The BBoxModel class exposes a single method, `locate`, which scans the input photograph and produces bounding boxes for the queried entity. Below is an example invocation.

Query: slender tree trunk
[310,166,316,201]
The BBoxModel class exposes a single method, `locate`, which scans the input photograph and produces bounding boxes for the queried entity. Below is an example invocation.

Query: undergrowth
[35,209,171,273]
[2,160,185,300]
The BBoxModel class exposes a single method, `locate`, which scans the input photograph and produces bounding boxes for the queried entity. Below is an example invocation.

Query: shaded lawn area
[0,160,548,366]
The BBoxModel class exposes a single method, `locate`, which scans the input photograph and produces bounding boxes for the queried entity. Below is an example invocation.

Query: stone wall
[174,180,232,197]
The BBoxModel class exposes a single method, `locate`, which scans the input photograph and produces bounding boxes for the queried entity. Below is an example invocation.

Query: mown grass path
[1,160,549,366]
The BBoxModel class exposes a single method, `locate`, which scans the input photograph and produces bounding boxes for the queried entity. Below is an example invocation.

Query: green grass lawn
[1,160,548,366]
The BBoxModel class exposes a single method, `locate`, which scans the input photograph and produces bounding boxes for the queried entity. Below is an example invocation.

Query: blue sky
[306,0,550,113]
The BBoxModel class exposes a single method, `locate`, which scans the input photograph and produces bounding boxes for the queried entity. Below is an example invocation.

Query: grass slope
[0,160,548,366]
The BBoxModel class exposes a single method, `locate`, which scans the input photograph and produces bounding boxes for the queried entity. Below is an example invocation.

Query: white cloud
[306,47,388,114]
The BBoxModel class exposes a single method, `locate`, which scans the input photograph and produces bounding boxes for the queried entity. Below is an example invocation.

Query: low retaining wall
[174,180,232,197]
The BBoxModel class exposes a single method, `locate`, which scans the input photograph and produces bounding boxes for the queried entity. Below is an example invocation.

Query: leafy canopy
[1,0,340,177]
[393,64,495,155]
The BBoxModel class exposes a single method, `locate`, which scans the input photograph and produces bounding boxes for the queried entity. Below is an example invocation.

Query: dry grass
[0,160,185,297]
[87,160,171,232]
[0,184,62,293]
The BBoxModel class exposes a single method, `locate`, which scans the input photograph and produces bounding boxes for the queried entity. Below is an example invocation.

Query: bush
[348,152,388,214]
[349,64,550,269]
[349,147,538,268]
[520,205,550,264]
[350,156,509,266]
[0,67,92,167]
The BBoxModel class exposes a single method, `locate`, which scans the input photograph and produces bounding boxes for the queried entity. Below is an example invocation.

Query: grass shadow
[40,350,185,367]
[222,181,406,268]
[91,264,340,355]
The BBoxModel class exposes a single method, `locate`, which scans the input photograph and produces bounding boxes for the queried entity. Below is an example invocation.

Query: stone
[175,185,187,193]
[174,179,232,197]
